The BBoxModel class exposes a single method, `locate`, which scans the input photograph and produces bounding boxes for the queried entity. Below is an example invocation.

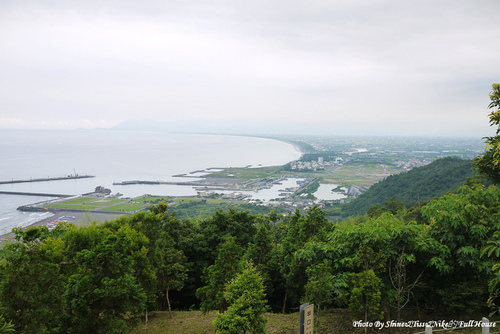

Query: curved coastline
[175,130,305,156]
[0,131,304,242]
[264,136,305,162]
[204,132,306,163]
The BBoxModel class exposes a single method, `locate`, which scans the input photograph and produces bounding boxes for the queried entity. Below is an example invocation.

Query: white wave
[1,212,56,236]
[15,212,54,229]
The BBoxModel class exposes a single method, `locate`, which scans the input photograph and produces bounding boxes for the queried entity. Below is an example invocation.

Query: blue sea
[0,130,302,235]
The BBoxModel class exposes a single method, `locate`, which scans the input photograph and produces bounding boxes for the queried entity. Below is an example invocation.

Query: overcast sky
[1,0,499,136]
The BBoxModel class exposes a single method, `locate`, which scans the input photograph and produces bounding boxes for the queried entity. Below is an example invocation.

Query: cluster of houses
[395,158,432,172]
[289,157,344,171]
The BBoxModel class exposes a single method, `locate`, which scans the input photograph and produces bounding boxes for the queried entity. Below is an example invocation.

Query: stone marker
[300,303,314,334]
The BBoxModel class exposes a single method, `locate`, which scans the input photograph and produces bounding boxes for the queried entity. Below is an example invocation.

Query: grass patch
[48,197,144,212]
[132,311,216,334]
[131,309,493,334]
[54,197,92,205]
[134,196,172,204]
[321,164,398,187]
[103,203,149,212]
[131,309,359,334]
[49,202,105,210]
[206,166,284,179]
[49,197,123,208]
[172,198,231,205]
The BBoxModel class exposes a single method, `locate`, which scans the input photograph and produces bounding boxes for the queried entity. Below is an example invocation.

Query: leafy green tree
[422,184,500,275]
[155,236,187,318]
[243,224,275,301]
[196,236,243,313]
[127,202,203,310]
[126,201,183,246]
[326,213,432,273]
[0,227,66,333]
[421,183,500,313]
[106,204,191,312]
[481,234,500,314]
[382,196,406,215]
[388,247,424,322]
[188,208,258,305]
[199,208,258,252]
[297,206,330,244]
[214,262,268,334]
[348,246,386,328]
[474,83,500,184]
[304,260,347,329]
[367,204,384,218]
[276,207,332,312]
[64,226,147,333]
[349,269,384,333]
[244,225,273,268]
[320,212,437,319]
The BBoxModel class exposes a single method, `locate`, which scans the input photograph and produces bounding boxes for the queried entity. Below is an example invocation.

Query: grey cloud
[0,0,499,136]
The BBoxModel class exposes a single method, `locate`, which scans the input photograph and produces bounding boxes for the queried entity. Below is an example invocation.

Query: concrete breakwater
[0,174,94,185]
[17,206,50,212]
[17,205,128,215]
[0,191,73,197]
[113,180,204,186]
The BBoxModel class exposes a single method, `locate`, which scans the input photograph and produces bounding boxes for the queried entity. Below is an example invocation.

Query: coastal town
[0,134,485,237]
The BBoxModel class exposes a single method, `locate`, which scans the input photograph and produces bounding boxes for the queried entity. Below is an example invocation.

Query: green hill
[342,157,475,216]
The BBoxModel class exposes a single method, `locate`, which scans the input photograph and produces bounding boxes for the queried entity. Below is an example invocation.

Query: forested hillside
[1,83,498,334]
[342,157,475,216]
[2,180,500,333]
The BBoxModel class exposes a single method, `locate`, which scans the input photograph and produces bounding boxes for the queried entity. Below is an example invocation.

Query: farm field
[35,192,289,223]
[320,164,398,187]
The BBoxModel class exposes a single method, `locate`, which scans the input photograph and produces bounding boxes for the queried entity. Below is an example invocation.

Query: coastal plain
[2,134,486,239]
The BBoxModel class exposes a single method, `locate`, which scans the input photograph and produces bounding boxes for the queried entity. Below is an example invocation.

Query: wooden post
[425,325,432,334]
[482,317,490,334]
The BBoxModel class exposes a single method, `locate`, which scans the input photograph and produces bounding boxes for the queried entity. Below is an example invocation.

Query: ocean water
[0,194,56,235]
[0,130,302,234]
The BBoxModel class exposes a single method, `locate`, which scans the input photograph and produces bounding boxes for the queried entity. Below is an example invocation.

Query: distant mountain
[342,157,476,216]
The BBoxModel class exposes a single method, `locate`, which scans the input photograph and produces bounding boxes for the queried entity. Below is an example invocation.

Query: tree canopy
[1,189,500,332]
[474,83,500,184]
[343,157,475,216]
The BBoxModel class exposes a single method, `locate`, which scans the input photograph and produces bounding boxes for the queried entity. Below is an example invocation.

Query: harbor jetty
[0,174,94,185]
[113,180,203,186]
[0,191,73,197]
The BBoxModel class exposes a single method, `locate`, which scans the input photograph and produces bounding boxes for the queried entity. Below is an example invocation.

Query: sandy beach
[0,211,127,246]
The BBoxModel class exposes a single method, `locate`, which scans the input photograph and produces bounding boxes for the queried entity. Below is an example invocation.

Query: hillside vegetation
[2,84,499,334]
[2,180,500,333]
[342,157,475,216]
